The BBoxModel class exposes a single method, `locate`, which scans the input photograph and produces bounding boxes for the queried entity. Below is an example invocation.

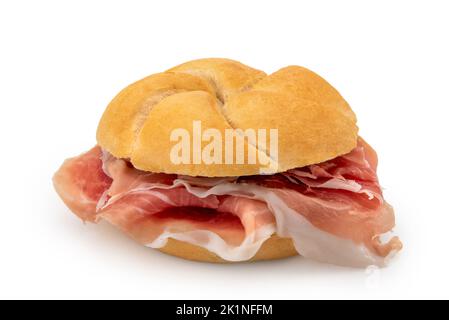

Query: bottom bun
[157,235,298,263]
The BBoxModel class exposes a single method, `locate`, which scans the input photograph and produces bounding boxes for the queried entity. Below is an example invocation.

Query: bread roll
[97,58,358,177]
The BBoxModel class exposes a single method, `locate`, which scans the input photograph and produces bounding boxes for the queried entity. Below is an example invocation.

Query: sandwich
[53,58,402,267]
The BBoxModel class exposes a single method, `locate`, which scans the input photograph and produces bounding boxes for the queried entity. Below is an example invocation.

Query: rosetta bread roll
[97,58,358,177]
[95,58,359,262]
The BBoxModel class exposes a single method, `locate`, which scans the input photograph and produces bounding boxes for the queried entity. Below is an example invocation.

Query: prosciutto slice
[53,147,112,222]
[53,138,402,267]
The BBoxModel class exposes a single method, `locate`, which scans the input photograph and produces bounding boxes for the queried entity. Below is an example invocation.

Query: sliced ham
[53,138,402,267]
[53,147,112,222]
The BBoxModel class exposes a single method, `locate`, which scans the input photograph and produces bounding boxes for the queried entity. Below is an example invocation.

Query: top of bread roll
[96,58,358,177]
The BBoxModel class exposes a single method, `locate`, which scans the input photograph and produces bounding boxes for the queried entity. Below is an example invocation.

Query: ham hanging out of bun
[53,58,402,267]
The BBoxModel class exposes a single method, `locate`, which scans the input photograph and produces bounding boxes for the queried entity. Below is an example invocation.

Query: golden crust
[132,91,264,176]
[157,235,298,263]
[97,58,358,176]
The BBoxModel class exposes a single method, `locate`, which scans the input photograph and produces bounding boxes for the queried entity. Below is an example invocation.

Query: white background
[0,0,448,300]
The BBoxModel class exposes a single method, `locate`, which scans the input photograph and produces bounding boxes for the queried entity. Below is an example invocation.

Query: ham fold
[53,138,402,267]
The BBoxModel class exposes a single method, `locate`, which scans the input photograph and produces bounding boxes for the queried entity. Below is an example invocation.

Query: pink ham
[53,138,402,266]
[54,147,274,249]
[53,147,112,222]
